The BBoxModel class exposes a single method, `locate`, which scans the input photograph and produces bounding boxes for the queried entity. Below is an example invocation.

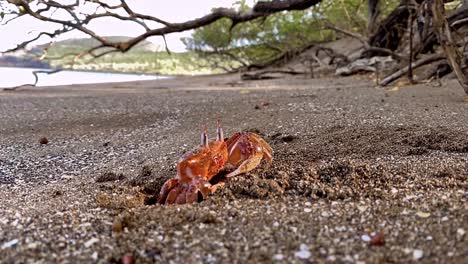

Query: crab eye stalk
[216,120,224,142]
[201,125,209,147]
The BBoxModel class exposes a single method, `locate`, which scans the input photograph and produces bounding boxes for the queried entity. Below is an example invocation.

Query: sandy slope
[0,74,467,263]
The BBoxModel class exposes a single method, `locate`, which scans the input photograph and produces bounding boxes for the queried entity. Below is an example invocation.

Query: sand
[0,74,467,263]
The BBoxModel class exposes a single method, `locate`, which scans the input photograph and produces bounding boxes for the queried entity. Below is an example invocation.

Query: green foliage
[183,2,329,68]
[184,0,402,69]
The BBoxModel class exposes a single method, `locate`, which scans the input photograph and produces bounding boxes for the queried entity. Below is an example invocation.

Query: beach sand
[0,74,467,263]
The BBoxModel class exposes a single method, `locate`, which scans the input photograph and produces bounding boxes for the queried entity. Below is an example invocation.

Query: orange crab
[158,122,273,204]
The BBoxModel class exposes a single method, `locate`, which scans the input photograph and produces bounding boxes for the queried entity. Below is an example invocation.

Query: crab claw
[224,132,273,178]
[158,178,223,204]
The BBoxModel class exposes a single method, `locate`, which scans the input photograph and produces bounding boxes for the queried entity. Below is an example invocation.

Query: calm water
[0,67,165,88]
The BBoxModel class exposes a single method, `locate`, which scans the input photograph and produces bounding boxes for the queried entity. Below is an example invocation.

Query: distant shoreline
[0,66,172,88]
[0,65,167,77]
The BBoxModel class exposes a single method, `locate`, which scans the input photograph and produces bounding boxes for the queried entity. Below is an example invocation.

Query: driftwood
[241,70,306,81]
[315,46,349,66]
[379,54,445,86]
[414,60,450,82]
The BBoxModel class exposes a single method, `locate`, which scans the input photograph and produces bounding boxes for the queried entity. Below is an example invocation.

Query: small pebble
[84,238,99,248]
[361,235,371,242]
[27,242,39,249]
[357,205,367,212]
[39,137,49,144]
[273,254,284,261]
[413,249,424,260]
[1,239,19,249]
[295,244,311,259]
[304,208,312,213]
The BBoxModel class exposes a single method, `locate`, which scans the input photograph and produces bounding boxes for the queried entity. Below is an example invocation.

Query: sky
[0,0,254,52]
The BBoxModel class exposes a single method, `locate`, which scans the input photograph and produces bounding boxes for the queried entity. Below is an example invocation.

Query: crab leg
[196,178,224,198]
[207,182,225,194]
[165,183,183,204]
[185,184,199,203]
[174,187,188,204]
[260,145,273,166]
[158,178,179,204]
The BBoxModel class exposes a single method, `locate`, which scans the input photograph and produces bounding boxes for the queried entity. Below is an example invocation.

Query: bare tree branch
[2,26,72,53]
[118,0,172,27]
[241,69,306,80]
[4,0,322,56]
[325,24,367,44]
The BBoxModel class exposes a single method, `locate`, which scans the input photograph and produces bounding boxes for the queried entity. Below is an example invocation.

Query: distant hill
[34,36,162,52]
[13,36,228,75]
[0,55,51,69]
